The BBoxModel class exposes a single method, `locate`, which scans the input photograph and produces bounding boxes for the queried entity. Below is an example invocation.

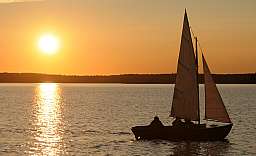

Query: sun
[38,34,60,54]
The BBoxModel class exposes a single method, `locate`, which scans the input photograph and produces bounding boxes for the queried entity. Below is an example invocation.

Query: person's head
[154,116,159,120]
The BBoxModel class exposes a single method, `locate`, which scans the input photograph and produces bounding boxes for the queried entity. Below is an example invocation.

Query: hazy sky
[0,0,255,75]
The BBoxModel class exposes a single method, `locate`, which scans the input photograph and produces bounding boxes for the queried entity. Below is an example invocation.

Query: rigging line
[190,26,196,39]
[190,26,204,54]
[198,40,205,55]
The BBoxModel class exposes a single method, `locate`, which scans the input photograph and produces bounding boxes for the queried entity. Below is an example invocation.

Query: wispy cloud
[0,0,44,3]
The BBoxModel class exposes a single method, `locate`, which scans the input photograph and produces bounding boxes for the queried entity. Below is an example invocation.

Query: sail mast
[195,37,200,124]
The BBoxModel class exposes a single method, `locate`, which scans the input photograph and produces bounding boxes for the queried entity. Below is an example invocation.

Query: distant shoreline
[0,73,255,84]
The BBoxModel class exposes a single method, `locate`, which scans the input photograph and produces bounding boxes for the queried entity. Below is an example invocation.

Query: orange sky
[0,0,256,75]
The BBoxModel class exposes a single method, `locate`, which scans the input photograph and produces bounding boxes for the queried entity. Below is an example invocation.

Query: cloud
[0,0,44,3]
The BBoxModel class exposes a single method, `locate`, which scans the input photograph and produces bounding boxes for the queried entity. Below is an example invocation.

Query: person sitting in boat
[150,116,164,127]
[172,117,184,127]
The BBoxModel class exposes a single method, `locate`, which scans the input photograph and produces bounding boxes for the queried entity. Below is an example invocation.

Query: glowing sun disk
[38,34,60,54]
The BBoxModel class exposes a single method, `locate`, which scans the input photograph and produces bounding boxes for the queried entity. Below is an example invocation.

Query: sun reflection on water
[31,83,65,155]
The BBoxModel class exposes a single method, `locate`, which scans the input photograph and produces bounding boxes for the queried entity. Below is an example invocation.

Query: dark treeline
[0,73,255,84]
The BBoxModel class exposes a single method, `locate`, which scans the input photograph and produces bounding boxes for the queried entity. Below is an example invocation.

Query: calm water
[0,83,255,155]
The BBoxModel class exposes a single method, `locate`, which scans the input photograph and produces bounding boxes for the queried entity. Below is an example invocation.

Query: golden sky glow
[0,0,256,75]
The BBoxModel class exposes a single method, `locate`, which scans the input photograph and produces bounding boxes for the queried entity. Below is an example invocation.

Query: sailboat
[131,10,233,141]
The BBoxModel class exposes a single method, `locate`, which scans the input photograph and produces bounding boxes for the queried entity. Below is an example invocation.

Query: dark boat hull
[131,124,233,141]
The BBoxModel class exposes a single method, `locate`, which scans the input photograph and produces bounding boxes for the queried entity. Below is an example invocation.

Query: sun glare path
[38,34,60,54]
[32,83,64,155]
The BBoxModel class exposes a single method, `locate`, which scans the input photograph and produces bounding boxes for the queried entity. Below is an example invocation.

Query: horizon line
[1,72,256,77]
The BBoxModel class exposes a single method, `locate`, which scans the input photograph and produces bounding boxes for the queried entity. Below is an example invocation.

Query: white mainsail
[203,54,232,123]
[170,10,199,121]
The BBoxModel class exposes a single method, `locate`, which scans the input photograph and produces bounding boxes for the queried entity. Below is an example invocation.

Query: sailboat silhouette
[131,10,233,141]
